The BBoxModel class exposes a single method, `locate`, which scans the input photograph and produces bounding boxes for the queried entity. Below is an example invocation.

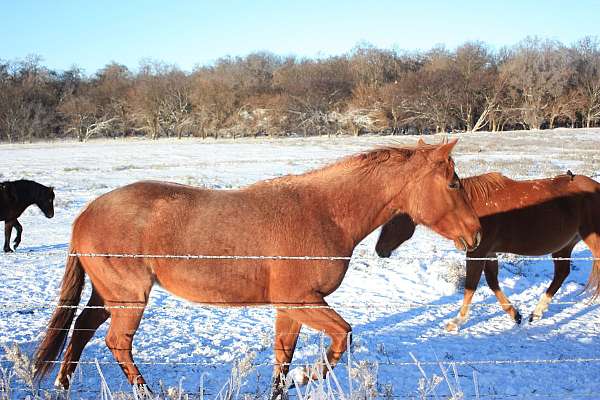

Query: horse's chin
[453,236,479,252]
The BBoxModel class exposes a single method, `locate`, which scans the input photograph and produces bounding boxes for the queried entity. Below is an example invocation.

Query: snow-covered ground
[1,128,600,399]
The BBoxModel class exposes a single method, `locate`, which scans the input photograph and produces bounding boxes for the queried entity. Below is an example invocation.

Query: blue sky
[1,0,599,74]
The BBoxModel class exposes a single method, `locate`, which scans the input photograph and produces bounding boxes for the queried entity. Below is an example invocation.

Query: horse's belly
[153,263,271,306]
[494,217,579,255]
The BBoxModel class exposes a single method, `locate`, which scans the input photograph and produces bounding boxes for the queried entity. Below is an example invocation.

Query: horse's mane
[252,143,440,188]
[328,142,445,178]
[346,145,417,175]
[461,173,508,201]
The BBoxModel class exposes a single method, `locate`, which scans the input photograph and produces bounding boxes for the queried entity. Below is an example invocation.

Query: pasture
[1,128,600,399]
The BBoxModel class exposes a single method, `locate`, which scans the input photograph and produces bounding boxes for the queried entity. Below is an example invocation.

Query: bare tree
[571,37,600,127]
[502,37,571,129]
[451,42,496,131]
[2,38,600,143]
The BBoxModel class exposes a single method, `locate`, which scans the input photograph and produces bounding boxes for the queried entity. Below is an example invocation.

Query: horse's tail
[580,177,600,300]
[34,249,85,381]
[587,259,600,300]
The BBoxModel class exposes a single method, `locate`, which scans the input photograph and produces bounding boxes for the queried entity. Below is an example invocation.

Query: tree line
[1,36,600,142]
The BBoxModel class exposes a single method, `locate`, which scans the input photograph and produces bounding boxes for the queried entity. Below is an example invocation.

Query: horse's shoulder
[0,181,17,201]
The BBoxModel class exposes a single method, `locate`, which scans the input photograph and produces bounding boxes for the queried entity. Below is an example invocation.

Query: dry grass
[0,341,484,400]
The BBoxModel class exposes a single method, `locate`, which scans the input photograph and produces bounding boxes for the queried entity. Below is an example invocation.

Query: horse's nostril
[377,249,391,258]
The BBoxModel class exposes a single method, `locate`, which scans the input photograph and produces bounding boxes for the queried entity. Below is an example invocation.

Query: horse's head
[397,138,481,252]
[36,186,55,218]
[375,213,416,258]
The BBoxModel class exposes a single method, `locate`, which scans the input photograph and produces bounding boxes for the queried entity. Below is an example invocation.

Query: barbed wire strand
[1,297,595,312]
[8,386,600,399]
[3,356,600,367]
[2,250,599,262]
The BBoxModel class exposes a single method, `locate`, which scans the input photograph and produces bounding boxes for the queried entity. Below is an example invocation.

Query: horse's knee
[331,328,352,353]
[105,330,130,352]
[105,331,117,350]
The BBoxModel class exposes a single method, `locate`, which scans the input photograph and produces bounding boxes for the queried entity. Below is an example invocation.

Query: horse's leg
[13,219,22,249]
[55,288,109,389]
[281,305,351,385]
[272,309,302,396]
[484,258,522,324]
[530,244,575,322]
[580,229,600,299]
[3,220,14,252]
[446,257,485,331]
[105,302,148,387]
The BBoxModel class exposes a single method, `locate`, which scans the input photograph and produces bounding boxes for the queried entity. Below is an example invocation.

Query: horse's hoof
[271,376,290,400]
[446,316,464,332]
[529,313,541,323]
[133,384,153,397]
[270,386,288,400]
[287,367,309,387]
[445,321,459,332]
[3,248,13,253]
[514,312,522,325]
[54,375,69,390]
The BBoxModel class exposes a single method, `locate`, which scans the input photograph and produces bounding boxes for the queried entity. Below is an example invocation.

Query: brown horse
[376,171,600,331]
[34,140,481,392]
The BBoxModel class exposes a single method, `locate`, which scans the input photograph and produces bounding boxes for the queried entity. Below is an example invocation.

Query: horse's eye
[449,180,460,190]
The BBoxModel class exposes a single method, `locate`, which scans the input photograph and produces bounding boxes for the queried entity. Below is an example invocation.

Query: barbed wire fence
[5,249,600,262]
[1,249,600,399]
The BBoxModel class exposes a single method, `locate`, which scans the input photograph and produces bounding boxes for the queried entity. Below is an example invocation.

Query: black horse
[0,180,55,252]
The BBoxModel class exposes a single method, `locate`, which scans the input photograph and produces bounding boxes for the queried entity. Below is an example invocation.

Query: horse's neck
[13,181,37,207]
[307,168,406,250]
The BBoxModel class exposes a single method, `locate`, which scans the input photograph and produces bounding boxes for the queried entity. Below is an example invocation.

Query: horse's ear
[417,138,426,146]
[432,138,458,160]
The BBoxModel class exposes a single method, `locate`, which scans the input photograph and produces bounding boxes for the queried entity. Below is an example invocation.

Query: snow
[1,129,600,398]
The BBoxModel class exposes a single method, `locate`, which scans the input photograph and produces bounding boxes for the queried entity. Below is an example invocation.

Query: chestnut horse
[34,140,481,392]
[376,171,600,331]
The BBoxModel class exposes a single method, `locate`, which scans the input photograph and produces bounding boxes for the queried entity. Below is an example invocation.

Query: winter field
[1,128,600,399]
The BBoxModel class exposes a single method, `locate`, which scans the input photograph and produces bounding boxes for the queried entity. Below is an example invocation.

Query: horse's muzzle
[376,248,392,258]
[458,231,481,252]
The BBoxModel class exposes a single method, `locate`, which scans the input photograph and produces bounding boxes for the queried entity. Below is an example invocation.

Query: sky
[1,0,600,74]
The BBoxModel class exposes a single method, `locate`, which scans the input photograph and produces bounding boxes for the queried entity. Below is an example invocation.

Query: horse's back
[477,174,599,254]
[571,174,600,193]
[71,180,311,253]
